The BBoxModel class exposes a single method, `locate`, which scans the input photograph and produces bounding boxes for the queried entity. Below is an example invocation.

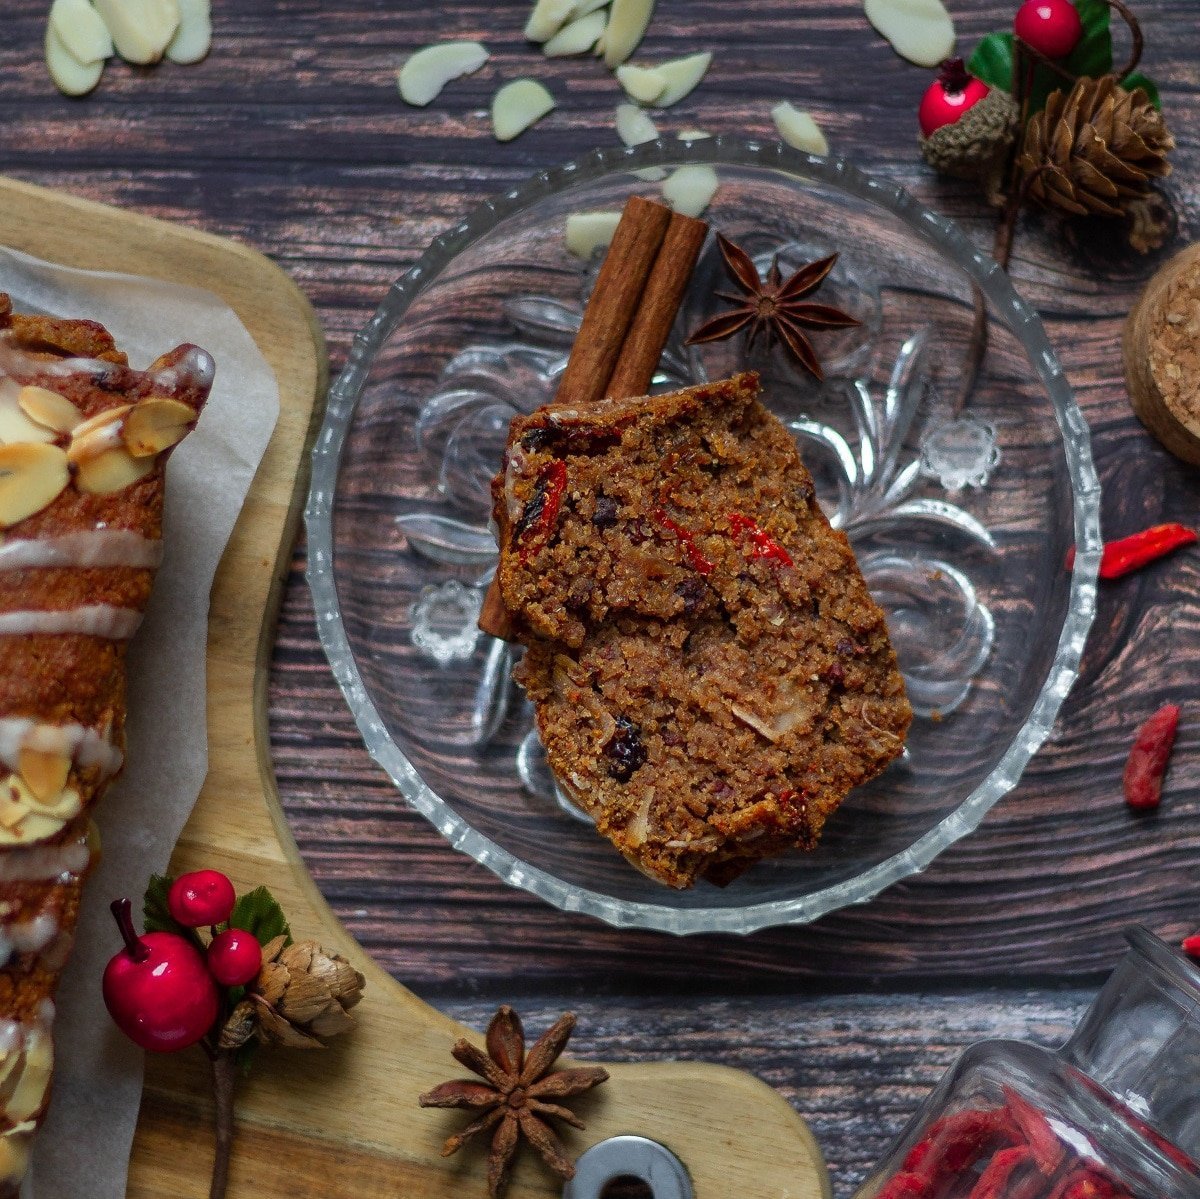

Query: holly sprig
[968,0,1160,111]
[144,874,291,947]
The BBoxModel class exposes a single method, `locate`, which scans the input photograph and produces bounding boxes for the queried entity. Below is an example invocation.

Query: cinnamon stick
[606,210,708,400]
[479,198,708,639]
[554,195,673,406]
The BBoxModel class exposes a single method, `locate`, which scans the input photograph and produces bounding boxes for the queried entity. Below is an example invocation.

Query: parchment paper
[0,246,281,1199]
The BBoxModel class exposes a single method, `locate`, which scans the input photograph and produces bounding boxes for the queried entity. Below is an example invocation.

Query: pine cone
[234,936,365,1050]
[920,88,1019,206]
[1018,75,1174,219]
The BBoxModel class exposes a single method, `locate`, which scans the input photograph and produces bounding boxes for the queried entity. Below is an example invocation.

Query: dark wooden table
[3,0,1198,1191]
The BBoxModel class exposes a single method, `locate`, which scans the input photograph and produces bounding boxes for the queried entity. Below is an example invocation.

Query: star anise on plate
[685,233,861,379]
[419,1005,609,1198]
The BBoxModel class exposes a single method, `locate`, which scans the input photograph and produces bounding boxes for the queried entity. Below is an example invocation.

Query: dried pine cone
[219,936,365,1050]
[921,87,1019,206]
[1018,75,1174,219]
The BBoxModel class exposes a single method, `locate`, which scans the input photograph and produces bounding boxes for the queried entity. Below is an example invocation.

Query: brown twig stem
[208,1049,237,1199]
[1108,0,1144,80]
[1013,36,1077,84]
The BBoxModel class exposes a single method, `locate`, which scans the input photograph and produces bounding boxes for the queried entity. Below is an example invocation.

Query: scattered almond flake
[602,0,655,68]
[649,51,711,107]
[165,0,211,64]
[398,41,489,107]
[616,63,666,103]
[0,382,55,445]
[565,211,622,258]
[74,447,155,495]
[524,0,574,42]
[614,101,658,147]
[0,443,70,529]
[122,397,195,457]
[543,9,606,56]
[771,102,829,155]
[491,78,555,141]
[44,23,105,95]
[570,0,610,15]
[863,0,954,67]
[17,386,81,434]
[661,164,718,218]
[48,0,113,64]
[676,128,710,140]
[93,0,181,65]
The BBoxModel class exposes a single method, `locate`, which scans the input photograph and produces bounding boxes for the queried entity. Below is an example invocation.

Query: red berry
[207,928,263,987]
[103,899,219,1053]
[919,59,991,137]
[1014,0,1083,59]
[168,870,236,927]
[1182,934,1200,960]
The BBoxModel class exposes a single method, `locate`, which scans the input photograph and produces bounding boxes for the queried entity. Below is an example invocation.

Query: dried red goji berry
[514,459,567,560]
[1047,1167,1124,1199]
[1123,703,1180,810]
[727,512,794,568]
[874,1171,930,1199]
[1066,523,1197,578]
[653,509,714,576]
[1182,933,1200,959]
[1002,1087,1065,1174]
[913,1108,1020,1183]
[967,1146,1033,1199]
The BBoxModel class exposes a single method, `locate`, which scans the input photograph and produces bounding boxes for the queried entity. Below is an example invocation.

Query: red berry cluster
[103,870,264,1053]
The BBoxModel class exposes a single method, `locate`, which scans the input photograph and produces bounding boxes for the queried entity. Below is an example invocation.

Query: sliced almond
[601,0,655,67]
[49,0,114,63]
[565,211,623,258]
[614,101,658,147]
[524,0,574,42]
[0,382,55,446]
[74,446,156,494]
[397,41,488,107]
[122,397,195,457]
[863,0,954,67]
[491,79,555,142]
[0,786,28,831]
[0,444,70,529]
[165,0,211,64]
[44,23,104,97]
[17,386,82,435]
[7,1030,53,1123]
[17,750,70,805]
[772,102,829,155]
[661,164,718,218]
[93,0,182,65]
[28,785,83,821]
[615,63,665,103]
[570,0,609,13]
[67,404,129,464]
[650,51,711,107]
[543,10,606,56]
[676,128,710,140]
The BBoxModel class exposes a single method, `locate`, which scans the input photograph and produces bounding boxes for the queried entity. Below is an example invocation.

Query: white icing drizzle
[0,1021,22,1056]
[0,604,142,639]
[0,838,91,885]
[0,718,123,779]
[0,915,59,971]
[0,530,163,572]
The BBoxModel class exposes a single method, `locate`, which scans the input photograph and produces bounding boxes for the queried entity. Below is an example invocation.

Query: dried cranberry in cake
[503,372,910,889]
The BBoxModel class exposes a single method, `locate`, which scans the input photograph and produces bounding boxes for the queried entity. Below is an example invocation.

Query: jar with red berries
[858,928,1200,1199]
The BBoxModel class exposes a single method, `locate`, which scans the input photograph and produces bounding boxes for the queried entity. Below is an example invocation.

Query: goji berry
[1123,703,1180,810]
[514,460,568,560]
[727,512,794,568]
[967,1146,1033,1199]
[1066,523,1197,578]
[653,509,714,576]
[1002,1087,1065,1174]
[1182,933,1200,959]
[874,1171,930,1199]
[913,1107,1020,1183]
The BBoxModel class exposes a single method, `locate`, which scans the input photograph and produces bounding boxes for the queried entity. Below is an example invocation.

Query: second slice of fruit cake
[494,372,912,888]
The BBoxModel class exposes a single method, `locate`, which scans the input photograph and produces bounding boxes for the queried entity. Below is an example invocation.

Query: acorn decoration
[919,59,1018,205]
[1018,74,1174,219]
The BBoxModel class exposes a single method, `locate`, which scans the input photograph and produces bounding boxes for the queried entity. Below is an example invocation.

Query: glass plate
[305,138,1101,934]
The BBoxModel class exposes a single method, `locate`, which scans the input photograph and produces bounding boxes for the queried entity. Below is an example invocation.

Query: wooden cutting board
[0,176,830,1199]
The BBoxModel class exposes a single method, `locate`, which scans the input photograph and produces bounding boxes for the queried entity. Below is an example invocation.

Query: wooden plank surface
[1,0,1198,1192]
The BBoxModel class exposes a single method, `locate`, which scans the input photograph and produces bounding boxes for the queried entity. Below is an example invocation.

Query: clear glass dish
[305,137,1101,935]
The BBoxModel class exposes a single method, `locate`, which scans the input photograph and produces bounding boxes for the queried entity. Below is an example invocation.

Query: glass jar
[858,927,1200,1199]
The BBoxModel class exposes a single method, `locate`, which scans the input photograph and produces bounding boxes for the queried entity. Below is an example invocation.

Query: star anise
[418,1005,609,1198]
[685,233,861,379]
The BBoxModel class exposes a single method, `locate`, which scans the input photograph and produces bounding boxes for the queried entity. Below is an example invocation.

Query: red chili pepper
[1183,934,1200,959]
[653,509,714,576]
[1066,523,1197,579]
[728,512,794,568]
[1123,703,1180,810]
[967,1146,1033,1199]
[1002,1087,1065,1174]
[515,459,567,560]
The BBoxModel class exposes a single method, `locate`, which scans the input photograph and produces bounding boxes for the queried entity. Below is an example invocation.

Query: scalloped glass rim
[304,137,1102,935]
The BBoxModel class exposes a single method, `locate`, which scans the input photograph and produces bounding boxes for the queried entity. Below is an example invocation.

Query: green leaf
[143,874,184,936]
[235,1038,261,1078]
[968,33,1015,92]
[1122,72,1162,109]
[229,886,291,948]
